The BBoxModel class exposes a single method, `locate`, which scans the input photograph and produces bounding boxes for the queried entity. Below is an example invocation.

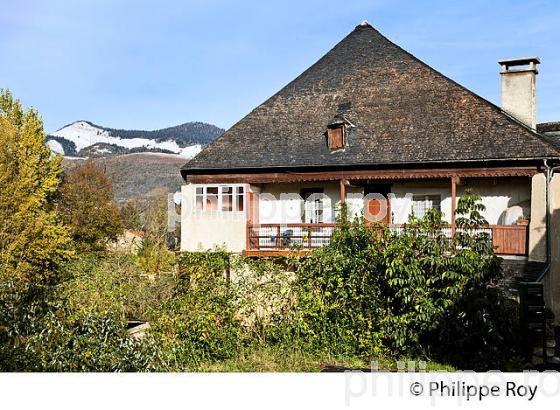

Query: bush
[135,195,176,275]
[148,251,242,369]
[291,216,386,355]
[425,285,522,371]
[423,191,522,370]
[148,251,295,370]
[33,311,160,372]
[289,192,503,360]
[6,253,167,372]
[62,254,162,322]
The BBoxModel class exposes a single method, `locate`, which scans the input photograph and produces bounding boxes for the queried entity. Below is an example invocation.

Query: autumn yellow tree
[58,161,123,253]
[0,89,73,368]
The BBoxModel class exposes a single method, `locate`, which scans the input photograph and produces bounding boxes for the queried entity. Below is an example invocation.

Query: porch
[243,223,529,257]
[182,165,540,258]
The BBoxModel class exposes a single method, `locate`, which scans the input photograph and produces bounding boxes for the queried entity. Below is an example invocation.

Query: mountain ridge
[46,120,224,158]
[52,120,223,145]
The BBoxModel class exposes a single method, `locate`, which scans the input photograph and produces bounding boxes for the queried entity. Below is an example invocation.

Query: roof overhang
[184,165,541,184]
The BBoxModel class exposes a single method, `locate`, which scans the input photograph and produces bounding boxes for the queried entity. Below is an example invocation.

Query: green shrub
[62,253,161,322]
[33,311,160,372]
[291,214,386,355]
[136,194,176,275]
[289,192,502,359]
[147,251,242,369]
[149,251,295,370]
[425,285,522,371]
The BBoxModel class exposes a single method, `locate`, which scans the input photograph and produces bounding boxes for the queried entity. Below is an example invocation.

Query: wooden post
[276,225,281,250]
[386,194,391,224]
[451,176,457,234]
[340,179,346,206]
[246,224,251,251]
[246,191,253,251]
[247,191,253,224]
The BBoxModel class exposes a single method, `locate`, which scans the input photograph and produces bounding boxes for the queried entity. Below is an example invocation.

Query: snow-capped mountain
[46,120,223,158]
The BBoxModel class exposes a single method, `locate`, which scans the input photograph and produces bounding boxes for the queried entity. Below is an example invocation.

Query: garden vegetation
[0,90,522,371]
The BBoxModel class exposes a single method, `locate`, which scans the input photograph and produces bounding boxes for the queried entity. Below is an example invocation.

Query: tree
[137,193,175,275]
[0,89,73,369]
[426,191,514,370]
[58,161,123,253]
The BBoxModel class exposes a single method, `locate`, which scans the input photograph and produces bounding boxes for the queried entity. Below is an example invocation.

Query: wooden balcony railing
[245,223,528,256]
[489,224,529,255]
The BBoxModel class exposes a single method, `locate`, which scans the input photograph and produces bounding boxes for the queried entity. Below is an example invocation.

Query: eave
[185,164,542,185]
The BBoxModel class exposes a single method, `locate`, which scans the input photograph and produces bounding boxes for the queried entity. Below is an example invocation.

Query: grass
[194,345,456,372]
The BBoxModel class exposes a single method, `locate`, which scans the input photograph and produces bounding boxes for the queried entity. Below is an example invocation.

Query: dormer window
[326,114,354,151]
[327,125,345,150]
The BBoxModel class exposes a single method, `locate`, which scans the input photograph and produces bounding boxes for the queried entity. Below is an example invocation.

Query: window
[236,186,244,212]
[194,185,245,213]
[301,188,325,223]
[327,126,345,150]
[206,187,219,211]
[412,195,441,219]
[195,187,204,211]
[221,186,233,212]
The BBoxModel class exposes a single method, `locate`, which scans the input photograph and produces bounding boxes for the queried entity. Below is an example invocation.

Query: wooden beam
[186,166,539,184]
[386,194,391,224]
[247,191,253,224]
[451,175,457,234]
[339,179,346,205]
[246,191,253,251]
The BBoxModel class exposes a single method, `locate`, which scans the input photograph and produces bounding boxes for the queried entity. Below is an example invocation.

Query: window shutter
[327,126,344,150]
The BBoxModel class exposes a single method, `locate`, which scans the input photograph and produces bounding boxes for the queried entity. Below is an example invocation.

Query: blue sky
[1,0,559,132]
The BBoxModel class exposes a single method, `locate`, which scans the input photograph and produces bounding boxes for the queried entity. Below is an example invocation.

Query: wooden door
[364,185,391,224]
[365,197,390,223]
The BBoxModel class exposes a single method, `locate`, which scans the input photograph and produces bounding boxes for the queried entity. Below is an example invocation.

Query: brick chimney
[499,57,540,130]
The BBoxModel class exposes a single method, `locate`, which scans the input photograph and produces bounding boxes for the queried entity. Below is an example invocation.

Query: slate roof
[182,22,559,176]
[538,122,560,135]
[538,122,560,148]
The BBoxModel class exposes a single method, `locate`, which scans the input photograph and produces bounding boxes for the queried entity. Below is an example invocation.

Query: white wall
[546,174,560,324]
[391,182,453,224]
[529,173,547,262]
[258,182,356,223]
[180,184,248,253]
[463,178,531,224]
[390,178,530,224]
[257,178,531,225]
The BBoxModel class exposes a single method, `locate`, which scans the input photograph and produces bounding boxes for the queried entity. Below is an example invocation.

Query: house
[179,22,560,327]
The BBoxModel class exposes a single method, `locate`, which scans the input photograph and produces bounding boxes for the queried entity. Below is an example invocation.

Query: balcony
[244,223,528,257]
